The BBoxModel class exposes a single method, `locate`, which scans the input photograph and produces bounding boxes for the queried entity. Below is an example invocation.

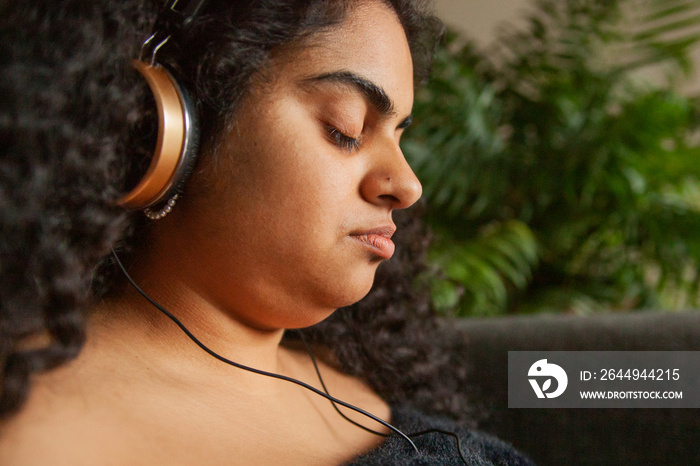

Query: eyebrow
[302,71,413,129]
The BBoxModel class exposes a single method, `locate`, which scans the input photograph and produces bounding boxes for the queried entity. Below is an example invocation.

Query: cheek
[227,103,352,236]
[178,98,377,327]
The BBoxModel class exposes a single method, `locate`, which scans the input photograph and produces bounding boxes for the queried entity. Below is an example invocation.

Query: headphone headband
[156,0,210,34]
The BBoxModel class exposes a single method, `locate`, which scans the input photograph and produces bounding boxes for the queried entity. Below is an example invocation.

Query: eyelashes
[326,125,360,152]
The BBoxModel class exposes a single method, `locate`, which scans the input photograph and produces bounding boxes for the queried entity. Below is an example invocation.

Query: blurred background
[402,0,700,317]
[404,4,700,463]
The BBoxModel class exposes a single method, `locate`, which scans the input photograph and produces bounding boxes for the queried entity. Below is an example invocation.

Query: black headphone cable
[296,331,469,465]
[110,248,420,454]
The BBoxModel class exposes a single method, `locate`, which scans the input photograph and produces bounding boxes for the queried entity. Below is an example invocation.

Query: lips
[349,225,396,259]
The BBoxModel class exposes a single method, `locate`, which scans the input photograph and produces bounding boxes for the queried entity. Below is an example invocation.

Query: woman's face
[169,1,421,329]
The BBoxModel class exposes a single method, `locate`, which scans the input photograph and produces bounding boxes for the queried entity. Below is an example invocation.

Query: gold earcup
[117,60,186,209]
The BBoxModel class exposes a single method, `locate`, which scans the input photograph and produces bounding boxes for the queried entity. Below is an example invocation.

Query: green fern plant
[404,0,700,316]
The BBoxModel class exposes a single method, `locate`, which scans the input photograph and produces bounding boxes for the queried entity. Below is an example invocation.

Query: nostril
[379,194,401,205]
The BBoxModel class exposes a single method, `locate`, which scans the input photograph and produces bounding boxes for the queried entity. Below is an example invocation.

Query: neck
[94,248,288,378]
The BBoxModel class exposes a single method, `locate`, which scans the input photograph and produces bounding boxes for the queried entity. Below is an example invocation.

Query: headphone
[117,0,209,215]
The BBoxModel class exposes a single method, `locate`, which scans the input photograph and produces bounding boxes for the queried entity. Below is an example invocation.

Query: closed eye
[326,125,360,152]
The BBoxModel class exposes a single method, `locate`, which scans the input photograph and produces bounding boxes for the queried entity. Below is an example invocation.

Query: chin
[278,263,380,329]
[327,267,377,309]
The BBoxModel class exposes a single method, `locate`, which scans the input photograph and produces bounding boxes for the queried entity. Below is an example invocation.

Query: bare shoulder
[0,339,149,466]
[0,372,122,465]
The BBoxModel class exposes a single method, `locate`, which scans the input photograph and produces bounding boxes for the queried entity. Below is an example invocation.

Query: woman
[0,0,533,463]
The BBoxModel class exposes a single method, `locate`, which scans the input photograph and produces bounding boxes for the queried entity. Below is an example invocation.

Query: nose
[360,142,422,210]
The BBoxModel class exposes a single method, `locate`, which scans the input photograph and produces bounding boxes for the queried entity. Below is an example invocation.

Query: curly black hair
[1,0,471,423]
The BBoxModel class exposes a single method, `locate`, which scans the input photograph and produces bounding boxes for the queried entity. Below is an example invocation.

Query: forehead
[272,1,414,114]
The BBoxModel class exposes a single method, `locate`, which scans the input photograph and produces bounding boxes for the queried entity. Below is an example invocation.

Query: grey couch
[451,311,700,466]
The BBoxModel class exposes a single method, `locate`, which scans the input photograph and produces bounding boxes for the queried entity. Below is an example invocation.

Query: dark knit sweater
[349,406,534,465]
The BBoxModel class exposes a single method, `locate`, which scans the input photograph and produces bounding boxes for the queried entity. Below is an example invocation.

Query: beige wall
[432,0,700,94]
[434,0,530,45]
